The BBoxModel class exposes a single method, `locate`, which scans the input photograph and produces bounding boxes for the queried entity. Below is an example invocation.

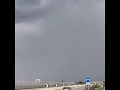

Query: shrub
[91,84,104,90]
[79,81,82,84]
[103,83,105,87]
[75,81,84,84]
[81,82,86,84]
[85,83,104,90]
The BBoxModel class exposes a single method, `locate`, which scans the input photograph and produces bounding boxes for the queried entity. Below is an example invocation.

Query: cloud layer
[15,0,105,82]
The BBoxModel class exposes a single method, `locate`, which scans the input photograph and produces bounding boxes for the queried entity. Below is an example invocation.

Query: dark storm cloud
[15,0,41,7]
[15,7,43,23]
[15,0,105,82]
[15,0,65,23]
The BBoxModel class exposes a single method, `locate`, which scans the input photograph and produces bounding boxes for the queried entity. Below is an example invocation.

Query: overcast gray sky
[15,0,105,82]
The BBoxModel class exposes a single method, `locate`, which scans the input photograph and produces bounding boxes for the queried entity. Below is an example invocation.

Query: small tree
[85,83,104,90]
[62,80,65,82]
[78,81,82,84]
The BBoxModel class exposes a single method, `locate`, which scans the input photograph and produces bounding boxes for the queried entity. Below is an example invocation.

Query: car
[62,87,72,90]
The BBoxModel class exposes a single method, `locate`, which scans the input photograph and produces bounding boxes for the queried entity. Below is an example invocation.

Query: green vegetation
[103,81,105,87]
[75,81,86,84]
[85,83,105,90]
[103,83,105,88]
[90,84,104,90]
